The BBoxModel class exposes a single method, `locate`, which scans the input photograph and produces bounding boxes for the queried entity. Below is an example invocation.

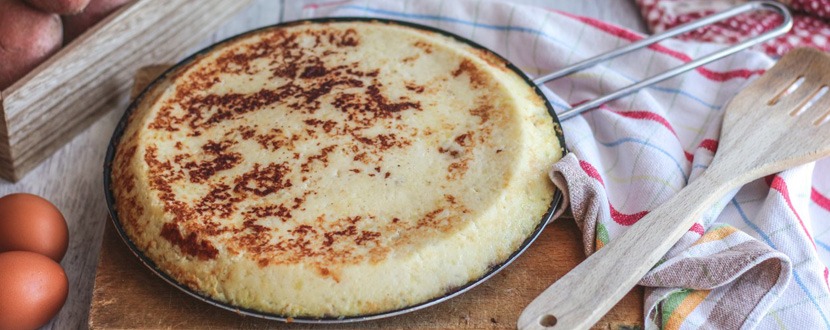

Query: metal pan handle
[535,1,793,121]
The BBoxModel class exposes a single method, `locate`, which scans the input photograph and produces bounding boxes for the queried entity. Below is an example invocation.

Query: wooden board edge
[129,65,174,97]
[89,64,169,330]
[87,220,112,330]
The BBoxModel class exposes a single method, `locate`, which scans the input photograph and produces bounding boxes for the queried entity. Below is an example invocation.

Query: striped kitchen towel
[636,0,830,56]
[282,0,830,328]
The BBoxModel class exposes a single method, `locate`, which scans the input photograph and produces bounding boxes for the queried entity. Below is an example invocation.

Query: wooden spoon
[519,47,830,330]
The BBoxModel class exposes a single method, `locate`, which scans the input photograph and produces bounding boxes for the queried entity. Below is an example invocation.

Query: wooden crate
[0,0,252,181]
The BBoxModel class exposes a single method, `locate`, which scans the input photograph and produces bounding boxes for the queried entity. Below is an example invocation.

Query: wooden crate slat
[0,0,253,181]
[9,0,243,161]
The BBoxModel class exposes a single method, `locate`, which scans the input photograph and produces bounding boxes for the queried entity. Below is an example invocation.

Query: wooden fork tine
[801,89,830,124]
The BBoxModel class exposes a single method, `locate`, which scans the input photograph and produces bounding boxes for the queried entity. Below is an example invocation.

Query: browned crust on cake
[110,20,559,317]
[115,23,503,270]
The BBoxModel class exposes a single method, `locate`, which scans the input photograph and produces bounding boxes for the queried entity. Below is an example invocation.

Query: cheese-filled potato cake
[110,20,561,318]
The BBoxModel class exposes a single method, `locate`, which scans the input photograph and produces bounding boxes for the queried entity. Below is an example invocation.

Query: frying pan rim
[102,16,569,324]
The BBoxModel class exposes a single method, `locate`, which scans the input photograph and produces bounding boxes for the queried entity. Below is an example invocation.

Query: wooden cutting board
[88,66,644,329]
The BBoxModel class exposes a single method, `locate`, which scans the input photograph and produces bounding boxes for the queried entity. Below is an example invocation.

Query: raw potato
[23,0,90,14]
[61,0,130,43]
[0,0,62,91]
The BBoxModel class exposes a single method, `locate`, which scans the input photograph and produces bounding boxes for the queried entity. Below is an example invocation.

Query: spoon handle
[518,173,729,330]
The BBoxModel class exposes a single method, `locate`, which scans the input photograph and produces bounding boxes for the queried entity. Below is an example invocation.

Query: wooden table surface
[5,1,646,329]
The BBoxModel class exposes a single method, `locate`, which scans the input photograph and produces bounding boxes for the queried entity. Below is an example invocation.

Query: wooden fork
[519,47,830,330]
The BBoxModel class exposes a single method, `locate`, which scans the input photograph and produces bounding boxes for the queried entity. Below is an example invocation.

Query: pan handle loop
[535,1,793,121]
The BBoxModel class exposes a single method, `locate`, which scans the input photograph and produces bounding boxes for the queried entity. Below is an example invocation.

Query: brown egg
[0,193,68,262]
[0,251,68,330]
